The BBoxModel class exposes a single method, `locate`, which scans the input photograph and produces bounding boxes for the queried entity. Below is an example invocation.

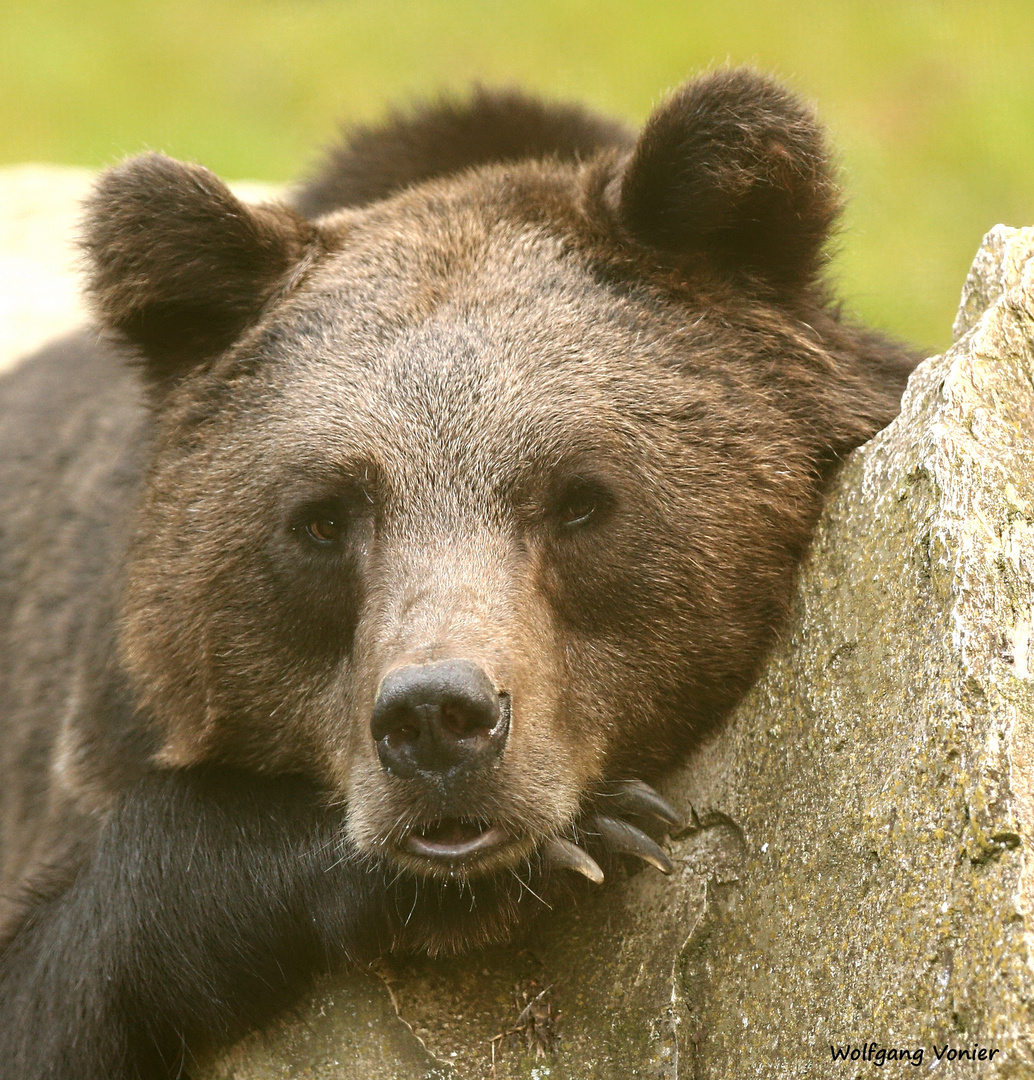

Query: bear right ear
[82,153,323,385]
[611,69,840,291]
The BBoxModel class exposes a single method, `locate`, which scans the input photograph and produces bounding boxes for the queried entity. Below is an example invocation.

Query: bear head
[81,70,911,896]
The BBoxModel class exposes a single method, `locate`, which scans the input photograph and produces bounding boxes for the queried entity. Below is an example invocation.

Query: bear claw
[542,837,606,884]
[606,780,684,830]
[588,815,674,874]
[542,781,680,883]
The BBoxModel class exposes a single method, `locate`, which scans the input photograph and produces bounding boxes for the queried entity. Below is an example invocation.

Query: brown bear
[0,69,915,1078]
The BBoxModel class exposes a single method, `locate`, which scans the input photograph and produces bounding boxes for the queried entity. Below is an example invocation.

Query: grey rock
[204,225,1034,1078]
[0,165,94,373]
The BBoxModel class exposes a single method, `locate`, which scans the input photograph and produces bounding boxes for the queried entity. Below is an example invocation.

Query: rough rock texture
[201,226,1034,1079]
[2,175,1030,1077]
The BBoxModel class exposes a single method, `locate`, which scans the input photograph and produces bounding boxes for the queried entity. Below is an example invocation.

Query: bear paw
[543,780,683,883]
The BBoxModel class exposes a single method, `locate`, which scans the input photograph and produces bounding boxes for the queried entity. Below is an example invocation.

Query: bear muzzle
[370,657,513,862]
[371,657,511,780]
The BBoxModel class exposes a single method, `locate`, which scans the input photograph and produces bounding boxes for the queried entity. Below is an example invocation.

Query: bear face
[80,70,914,890]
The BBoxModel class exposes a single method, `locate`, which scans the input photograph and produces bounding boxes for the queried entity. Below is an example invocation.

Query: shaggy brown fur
[0,70,916,1078]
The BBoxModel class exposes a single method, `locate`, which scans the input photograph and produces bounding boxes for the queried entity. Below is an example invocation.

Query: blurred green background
[1,0,1031,351]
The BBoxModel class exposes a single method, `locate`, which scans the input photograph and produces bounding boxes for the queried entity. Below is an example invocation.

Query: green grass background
[1,0,1031,350]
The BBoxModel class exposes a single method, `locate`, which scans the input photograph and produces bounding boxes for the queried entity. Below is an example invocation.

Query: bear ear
[82,153,322,384]
[612,69,840,290]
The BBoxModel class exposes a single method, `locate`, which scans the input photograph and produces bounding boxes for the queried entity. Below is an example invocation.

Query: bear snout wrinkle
[371,657,509,779]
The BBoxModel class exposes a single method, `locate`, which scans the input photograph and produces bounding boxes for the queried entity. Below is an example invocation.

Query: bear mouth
[401,818,509,862]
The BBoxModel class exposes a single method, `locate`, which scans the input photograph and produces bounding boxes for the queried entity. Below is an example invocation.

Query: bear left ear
[82,153,323,384]
[612,69,840,291]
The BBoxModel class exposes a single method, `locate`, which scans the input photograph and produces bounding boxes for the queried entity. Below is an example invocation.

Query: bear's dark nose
[370,659,509,779]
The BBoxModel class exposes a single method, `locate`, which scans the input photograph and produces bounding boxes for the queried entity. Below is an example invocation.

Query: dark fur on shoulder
[0,770,387,1077]
[0,69,918,1078]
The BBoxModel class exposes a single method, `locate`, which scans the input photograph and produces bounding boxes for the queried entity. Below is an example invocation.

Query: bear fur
[0,70,916,1077]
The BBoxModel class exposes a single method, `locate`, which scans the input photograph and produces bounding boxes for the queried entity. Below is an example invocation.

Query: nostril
[439,702,470,738]
[370,659,509,778]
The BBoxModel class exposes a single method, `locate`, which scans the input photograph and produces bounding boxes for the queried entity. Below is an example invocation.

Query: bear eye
[555,478,611,529]
[305,515,344,545]
[292,498,354,547]
[291,476,377,549]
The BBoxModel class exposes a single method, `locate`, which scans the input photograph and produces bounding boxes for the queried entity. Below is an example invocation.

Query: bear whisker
[509,866,552,909]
